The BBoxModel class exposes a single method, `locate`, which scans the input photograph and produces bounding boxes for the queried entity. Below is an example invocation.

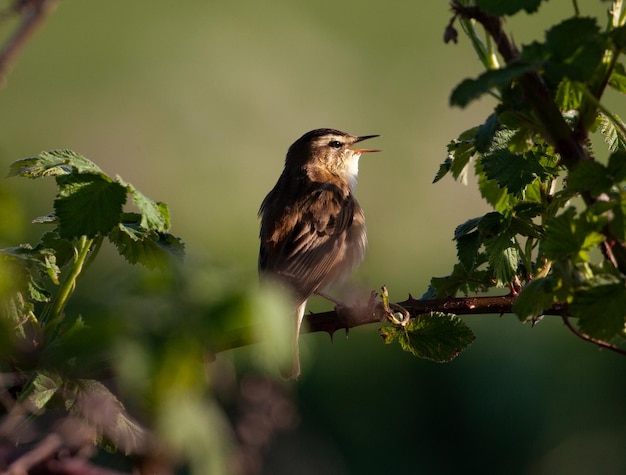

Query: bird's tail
[281,301,306,379]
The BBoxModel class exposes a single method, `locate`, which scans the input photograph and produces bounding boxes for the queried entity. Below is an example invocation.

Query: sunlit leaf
[54,174,127,239]
[380,313,475,362]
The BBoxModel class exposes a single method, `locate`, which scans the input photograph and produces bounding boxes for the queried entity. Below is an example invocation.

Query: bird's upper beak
[351,134,381,154]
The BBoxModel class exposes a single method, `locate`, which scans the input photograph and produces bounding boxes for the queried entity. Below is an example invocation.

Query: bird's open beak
[351,134,381,154]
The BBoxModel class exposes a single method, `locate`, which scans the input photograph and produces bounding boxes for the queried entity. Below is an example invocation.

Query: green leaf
[481,149,543,196]
[456,231,481,272]
[477,0,543,15]
[28,372,61,410]
[608,62,626,94]
[542,208,604,261]
[513,277,556,322]
[435,128,477,184]
[54,174,127,239]
[474,113,500,153]
[119,179,170,232]
[543,17,605,82]
[555,78,583,111]
[450,62,536,108]
[598,113,626,153]
[109,222,184,270]
[567,161,612,195]
[476,160,517,212]
[425,261,491,298]
[570,279,626,340]
[9,150,103,178]
[380,313,475,363]
[608,151,626,182]
[484,233,519,286]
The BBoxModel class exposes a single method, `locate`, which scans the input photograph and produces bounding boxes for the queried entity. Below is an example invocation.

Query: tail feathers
[281,301,306,379]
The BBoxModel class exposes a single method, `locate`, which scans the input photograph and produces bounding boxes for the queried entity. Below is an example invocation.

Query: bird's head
[286,128,380,190]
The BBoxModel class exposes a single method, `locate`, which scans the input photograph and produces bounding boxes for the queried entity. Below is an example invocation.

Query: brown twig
[561,314,626,356]
[0,0,59,87]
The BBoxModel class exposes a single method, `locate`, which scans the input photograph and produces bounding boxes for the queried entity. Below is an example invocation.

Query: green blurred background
[2,1,626,474]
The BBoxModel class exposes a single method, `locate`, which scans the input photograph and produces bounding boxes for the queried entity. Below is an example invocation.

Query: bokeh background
[2,1,626,474]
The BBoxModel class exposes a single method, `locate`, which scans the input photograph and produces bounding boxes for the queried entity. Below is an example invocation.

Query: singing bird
[258,128,379,378]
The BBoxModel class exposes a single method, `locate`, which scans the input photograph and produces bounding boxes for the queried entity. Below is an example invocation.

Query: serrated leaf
[67,379,146,453]
[484,233,519,286]
[109,223,184,270]
[54,174,127,239]
[481,149,547,196]
[381,313,475,362]
[555,78,583,111]
[119,179,170,232]
[426,261,492,298]
[474,113,500,153]
[567,160,612,195]
[456,231,482,272]
[450,62,536,108]
[477,0,543,15]
[543,17,605,82]
[570,279,626,340]
[433,157,452,183]
[608,151,626,182]
[599,113,626,153]
[28,372,61,410]
[542,208,604,261]
[475,159,518,212]
[8,150,103,178]
[512,277,556,322]
[608,62,626,94]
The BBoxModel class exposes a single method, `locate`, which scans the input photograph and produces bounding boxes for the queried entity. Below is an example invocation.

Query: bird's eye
[328,140,342,149]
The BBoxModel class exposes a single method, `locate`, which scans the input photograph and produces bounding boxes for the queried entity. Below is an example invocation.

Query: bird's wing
[259,182,355,302]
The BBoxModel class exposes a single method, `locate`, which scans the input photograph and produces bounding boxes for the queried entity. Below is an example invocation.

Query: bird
[258,128,380,378]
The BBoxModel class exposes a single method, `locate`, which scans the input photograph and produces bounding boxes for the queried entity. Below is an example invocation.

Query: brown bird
[258,128,379,378]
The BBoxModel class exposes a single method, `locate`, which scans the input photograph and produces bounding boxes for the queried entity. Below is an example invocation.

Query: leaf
[567,160,612,195]
[512,277,556,322]
[119,179,170,232]
[456,231,482,272]
[8,150,103,178]
[555,78,583,111]
[608,62,626,95]
[477,0,543,15]
[475,160,517,212]
[425,261,491,298]
[54,174,127,239]
[474,113,500,154]
[542,208,604,261]
[28,372,61,410]
[66,379,146,453]
[481,149,543,195]
[380,313,475,362]
[109,222,184,270]
[543,17,605,82]
[570,279,626,340]
[450,62,536,108]
[608,151,626,182]
[599,113,626,153]
[484,233,519,286]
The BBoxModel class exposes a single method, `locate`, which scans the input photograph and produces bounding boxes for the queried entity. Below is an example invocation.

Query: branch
[561,314,626,356]
[0,0,59,87]
[303,293,568,336]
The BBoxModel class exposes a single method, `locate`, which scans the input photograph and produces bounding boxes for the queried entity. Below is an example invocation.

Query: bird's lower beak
[352,134,381,153]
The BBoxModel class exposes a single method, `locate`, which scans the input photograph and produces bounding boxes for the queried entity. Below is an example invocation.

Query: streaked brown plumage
[259,128,379,378]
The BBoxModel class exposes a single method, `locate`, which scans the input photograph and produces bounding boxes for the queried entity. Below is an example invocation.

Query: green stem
[44,235,94,332]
